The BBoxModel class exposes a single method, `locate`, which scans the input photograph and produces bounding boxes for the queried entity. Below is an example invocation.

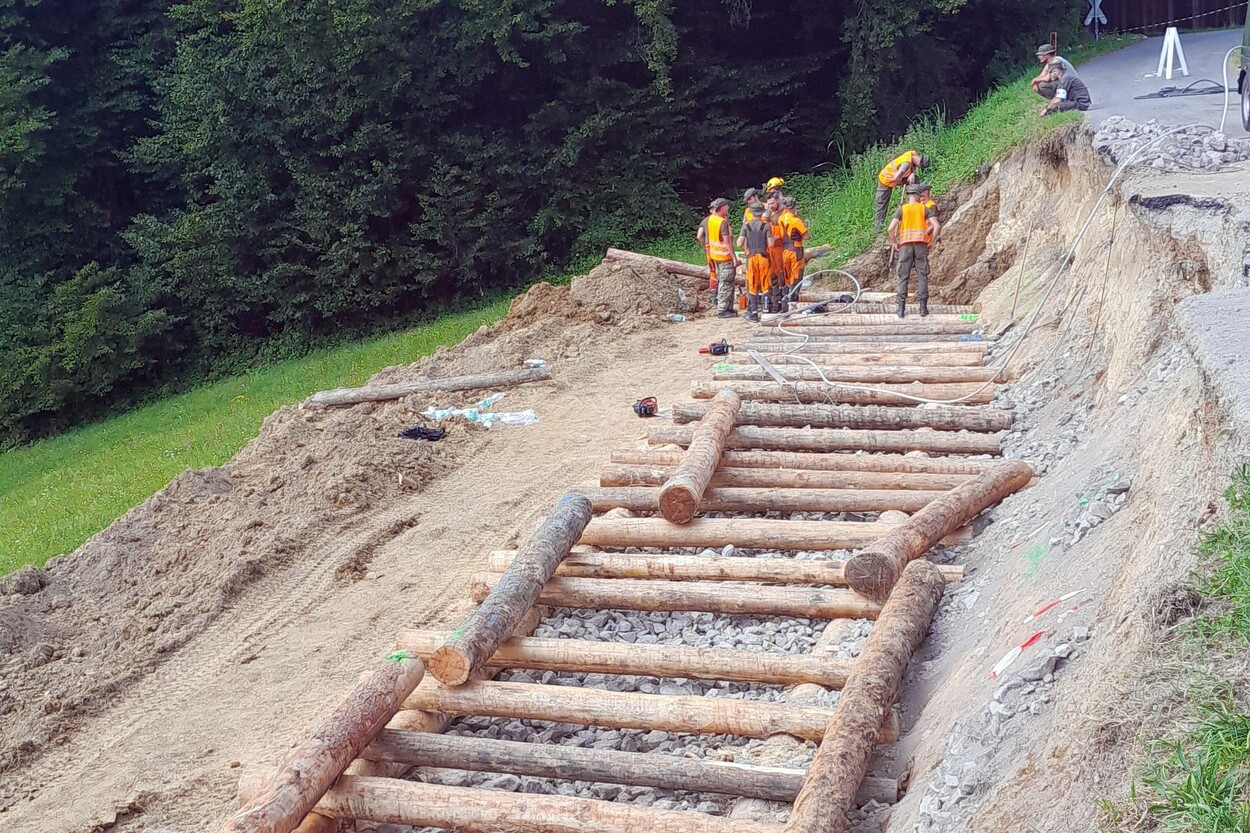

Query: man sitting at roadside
[1032,44,1074,100]
[1039,63,1091,116]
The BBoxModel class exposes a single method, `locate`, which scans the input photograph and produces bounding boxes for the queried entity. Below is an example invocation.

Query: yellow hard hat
[765,176,785,191]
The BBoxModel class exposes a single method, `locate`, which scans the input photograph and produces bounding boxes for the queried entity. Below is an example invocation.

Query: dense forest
[0,0,1081,445]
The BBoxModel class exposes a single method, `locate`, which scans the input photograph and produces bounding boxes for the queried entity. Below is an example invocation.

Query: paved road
[1075,29,1247,136]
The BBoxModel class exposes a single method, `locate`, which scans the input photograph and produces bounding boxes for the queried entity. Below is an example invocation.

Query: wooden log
[431,494,592,686]
[752,322,977,336]
[671,401,1012,433]
[844,459,1033,604]
[580,517,970,551]
[711,364,1000,385]
[399,630,852,687]
[771,313,974,327]
[401,679,889,743]
[658,388,740,524]
[785,561,946,833]
[798,290,969,305]
[739,340,986,354]
[691,379,996,407]
[600,462,976,491]
[217,652,424,833]
[610,448,1001,475]
[577,485,941,515]
[747,333,975,344]
[487,550,965,585]
[365,730,806,802]
[604,247,710,280]
[316,775,784,833]
[760,351,985,367]
[306,367,551,408]
[648,424,1001,456]
[469,572,881,620]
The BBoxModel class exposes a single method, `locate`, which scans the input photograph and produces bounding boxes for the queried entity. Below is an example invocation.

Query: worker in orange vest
[737,203,775,322]
[887,184,941,318]
[764,191,786,313]
[697,197,740,318]
[777,196,809,313]
[916,183,941,242]
[875,150,930,231]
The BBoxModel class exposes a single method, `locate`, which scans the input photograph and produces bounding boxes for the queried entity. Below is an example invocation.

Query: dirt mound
[570,260,690,330]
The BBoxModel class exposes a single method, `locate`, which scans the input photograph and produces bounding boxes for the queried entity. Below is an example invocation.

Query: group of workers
[696,42,1089,320]
[696,177,808,321]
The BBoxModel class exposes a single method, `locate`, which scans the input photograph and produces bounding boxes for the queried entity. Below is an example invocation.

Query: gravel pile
[407,545,876,824]
[1093,116,1250,172]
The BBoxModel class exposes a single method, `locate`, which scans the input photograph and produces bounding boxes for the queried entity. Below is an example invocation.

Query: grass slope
[0,36,1136,575]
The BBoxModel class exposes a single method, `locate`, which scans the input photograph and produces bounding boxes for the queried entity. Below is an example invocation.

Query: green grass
[0,301,509,574]
[0,36,1139,576]
[1110,466,1250,833]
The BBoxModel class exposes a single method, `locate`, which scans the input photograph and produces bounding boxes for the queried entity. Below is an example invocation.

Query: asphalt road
[1073,29,1247,136]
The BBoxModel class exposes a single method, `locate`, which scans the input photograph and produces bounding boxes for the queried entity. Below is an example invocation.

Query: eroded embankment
[867,125,1250,832]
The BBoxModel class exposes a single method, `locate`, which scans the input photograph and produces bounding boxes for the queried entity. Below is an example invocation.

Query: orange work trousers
[768,246,785,289]
[745,254,771,294]
[782,249,805,285]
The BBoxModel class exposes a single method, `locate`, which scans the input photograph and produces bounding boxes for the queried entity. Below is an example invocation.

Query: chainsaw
[698,339,732,356]
[632,396,659,418]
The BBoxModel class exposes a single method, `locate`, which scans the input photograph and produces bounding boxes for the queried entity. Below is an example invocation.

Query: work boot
[897,298,906,319]
[745,293,759,322]
[919,298,929,317]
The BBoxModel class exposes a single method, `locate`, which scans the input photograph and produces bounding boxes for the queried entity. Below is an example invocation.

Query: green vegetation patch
[0,301,508,574]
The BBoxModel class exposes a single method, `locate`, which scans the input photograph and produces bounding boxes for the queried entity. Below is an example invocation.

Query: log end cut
[428,645,472,687]
[842,550,900,605]
[657,484,699,525]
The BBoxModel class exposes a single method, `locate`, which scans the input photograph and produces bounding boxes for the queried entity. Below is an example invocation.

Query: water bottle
[666,314,686,323]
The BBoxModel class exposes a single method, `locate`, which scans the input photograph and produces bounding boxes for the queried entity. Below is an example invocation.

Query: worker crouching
[887,184,941,319]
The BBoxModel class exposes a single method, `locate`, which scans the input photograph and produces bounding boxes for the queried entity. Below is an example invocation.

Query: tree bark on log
[770,313,975,327]
[579,517,970,551]
[487,550,964,585]
[784,560,946,833]
[744,334,981,344]
[217,652,424,833]
[710,365,1000,385]
[577,485,942,515]
[306,367,552,408]
[740,340,986,354]
[844,460,1034,603]
[760,351,986,367]
[658,389,740,523]
[400,680,900,743]
[314,775,784,833]
[649,424,1002,456]
[469,572,881,619]
[604,247,710,280]
[671,401,1012,433]
[600,462,977,491]
[430,494,592,686]
[399,630,853,687]
[610,448,1001,475]
[691,379,997,406]
[751,322,977,336]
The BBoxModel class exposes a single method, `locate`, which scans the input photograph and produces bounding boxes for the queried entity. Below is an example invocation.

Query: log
[600,462,977,491]
[784,561,946,833]
[648,424,1001,456]
[316,775,783,833]
[711,364,1000,385]
[744,334,981,344]
[469,572,882,619]
[751,322,977,336]
[400,679,900,743]
[217,652,424,833]
[739,341,986,354]
[579,517,970,552]
[487,550,965,586]
[691,379,996,407]
[577,485,942,515]
[760,347,985,365]
[431,494,592,686]
[844,459,1033,603]
[306,367,551,408]
[799,290,962,304]
[604,247,710,280]
[399,630,852,687]
[770,313,974,327]
[610,448,1002,476]
[670,401,1012,433]
[658,388,740,523]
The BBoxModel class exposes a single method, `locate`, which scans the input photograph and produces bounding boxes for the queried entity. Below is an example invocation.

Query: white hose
[1219,45,1247,136]
[753,122,1220,406]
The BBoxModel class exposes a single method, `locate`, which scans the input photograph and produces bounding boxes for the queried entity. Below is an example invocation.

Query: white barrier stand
[1156,26,1190,80]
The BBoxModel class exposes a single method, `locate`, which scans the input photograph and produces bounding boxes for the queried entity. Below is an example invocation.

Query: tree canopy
[0,0,1081,445]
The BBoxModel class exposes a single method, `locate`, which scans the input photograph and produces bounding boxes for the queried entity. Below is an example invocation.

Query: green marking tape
[385,650,410,663]
[960,313,979,321]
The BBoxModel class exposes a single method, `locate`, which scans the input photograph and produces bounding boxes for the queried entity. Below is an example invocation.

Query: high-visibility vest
[706,214,733,262]
[779,209,808,252]
[898,202,931,245]
[744,205,763,224]
[878,151,919,187]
